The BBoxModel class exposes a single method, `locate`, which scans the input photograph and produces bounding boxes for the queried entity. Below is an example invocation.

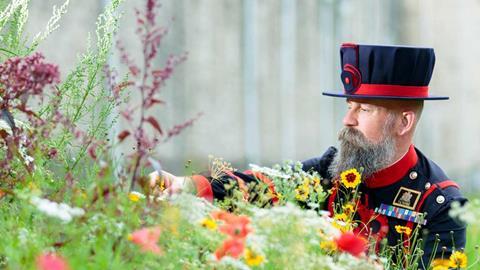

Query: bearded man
[155,44,467,268]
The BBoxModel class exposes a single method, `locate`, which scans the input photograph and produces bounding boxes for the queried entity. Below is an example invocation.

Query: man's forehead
[346,98,391,107]
[346,98,420,110]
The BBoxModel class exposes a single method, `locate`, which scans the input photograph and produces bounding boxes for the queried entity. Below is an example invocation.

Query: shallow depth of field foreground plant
[0,1,479,270]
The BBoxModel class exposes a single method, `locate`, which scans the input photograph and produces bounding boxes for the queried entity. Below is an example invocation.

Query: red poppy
[212,211,252,238]
[218,215,251,238]
[211,211,237,223]
[215,237,246,259]
[335,232,368,257]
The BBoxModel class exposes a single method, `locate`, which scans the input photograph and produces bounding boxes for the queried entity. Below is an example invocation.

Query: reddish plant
[0,53,60,177]
[108,0,201,190]
[0,52,107,185]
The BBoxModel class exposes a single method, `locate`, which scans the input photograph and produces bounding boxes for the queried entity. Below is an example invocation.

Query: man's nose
[342,110,358,127]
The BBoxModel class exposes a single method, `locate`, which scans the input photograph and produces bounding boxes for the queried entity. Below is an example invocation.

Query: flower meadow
[0,1,479,269]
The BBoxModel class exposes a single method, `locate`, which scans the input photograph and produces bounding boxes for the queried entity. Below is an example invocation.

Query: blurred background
[26,0,480,192]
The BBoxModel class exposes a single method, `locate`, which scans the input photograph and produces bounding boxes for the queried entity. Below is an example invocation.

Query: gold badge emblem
[393,187,422,210]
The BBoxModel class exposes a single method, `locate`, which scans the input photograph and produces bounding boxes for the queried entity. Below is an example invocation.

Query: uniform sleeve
[191,146,337,204]
[301,146,337,179]
[419,186,467,269]
[191,170,278,206]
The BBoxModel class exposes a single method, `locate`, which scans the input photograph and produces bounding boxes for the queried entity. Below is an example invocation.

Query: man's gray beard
[329,127,396,179]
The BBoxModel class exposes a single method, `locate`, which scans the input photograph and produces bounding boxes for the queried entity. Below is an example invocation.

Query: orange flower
[211,211,238,223]
[212,211,252,238]
[128,226,163,255]
[219,216,251,238]
[335,232,368,257]
[36,252,70,270]
[215,237,246,259]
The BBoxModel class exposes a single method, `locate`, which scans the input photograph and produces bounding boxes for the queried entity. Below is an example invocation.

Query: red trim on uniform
[191,175,214,203]
[437,180,459,189]
[224,170,249,201]
[243,170,279,203]
[365,145,418,188]
[351,84,429,98]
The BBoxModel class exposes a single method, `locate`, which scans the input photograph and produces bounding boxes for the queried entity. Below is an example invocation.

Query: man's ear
[397,111,416,136]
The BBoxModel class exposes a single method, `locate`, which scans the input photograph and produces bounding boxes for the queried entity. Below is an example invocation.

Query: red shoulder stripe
[437,180,459,190]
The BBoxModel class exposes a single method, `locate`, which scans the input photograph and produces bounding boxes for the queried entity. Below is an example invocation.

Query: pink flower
[36,252,70,270]
[128,226,163,255]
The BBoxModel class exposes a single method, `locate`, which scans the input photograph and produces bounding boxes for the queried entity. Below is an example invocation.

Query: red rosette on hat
[341,64,362,94]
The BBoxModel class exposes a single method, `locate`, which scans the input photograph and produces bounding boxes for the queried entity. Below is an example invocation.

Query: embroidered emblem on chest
[392,187,421,210]
[375,203,427,225]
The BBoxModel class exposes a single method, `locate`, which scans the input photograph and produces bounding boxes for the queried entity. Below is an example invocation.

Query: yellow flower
[449,251,467,268]
[394,225,412,236]
[334,213,348,222]
[333,213,352,232]
[244,248,264,266]
[431,258,450,270]
[342,203,356,216]
[295,184,310,202]
[128,191,145,202]
[200,217,217,230]
[340,169,361,189]
[311,177,321,187]
[320,240,337,252]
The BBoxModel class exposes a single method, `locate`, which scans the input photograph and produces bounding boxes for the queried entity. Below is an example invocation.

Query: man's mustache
[338,127,371,147]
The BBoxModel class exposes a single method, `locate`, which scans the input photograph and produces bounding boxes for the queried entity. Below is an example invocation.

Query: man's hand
[149,170,191,196]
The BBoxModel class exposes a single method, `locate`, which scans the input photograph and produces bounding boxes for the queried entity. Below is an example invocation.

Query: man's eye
[360,107,370,112]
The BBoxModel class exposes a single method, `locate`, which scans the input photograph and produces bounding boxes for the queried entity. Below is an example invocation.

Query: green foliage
[46,0,123,177]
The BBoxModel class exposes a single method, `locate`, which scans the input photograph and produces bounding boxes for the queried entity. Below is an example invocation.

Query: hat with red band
[322,43,448,100]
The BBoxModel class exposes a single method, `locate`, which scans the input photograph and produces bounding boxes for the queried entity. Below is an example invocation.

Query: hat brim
[322,91,449,100]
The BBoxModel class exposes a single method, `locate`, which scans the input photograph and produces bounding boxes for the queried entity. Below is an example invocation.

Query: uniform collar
[364,144,418,188]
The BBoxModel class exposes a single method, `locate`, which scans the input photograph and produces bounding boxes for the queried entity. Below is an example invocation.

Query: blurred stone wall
[24,0,480,189]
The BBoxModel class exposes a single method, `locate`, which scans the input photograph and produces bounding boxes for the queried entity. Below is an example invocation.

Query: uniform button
[436,195,445,204]
[424,182,431,190]
[409,171,418,180]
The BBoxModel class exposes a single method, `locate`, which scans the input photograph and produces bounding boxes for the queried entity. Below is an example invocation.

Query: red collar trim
[364,145,418,188]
